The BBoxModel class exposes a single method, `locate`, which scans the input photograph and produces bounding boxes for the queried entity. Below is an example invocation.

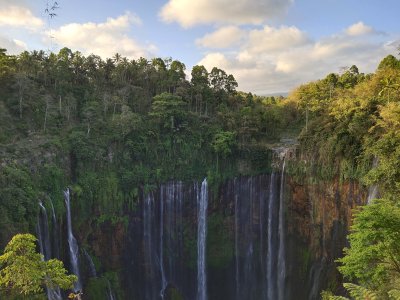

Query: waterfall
[234,178,240,299]
[64,188,82,292]
[37,201,62,300]
[308,259,324,300]
[266,173,277,300]
[367,156,379,204]
[159,187,167,299]
[143,193,160,300]
[38,202,52,260]
[277,154,287,300]
[137,176,286,300]
[49,200,60,259]
[197,178,208,300]
[83,249,97,278]
[107,279,116,300]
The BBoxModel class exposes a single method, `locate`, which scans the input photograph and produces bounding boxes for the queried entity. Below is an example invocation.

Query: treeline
[288,54,400,298]
[0,47,294,142]
[0,47,298,247]
[290,54,400,196]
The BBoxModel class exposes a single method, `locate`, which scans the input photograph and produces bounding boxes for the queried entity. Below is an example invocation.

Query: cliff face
[63,172,367,299]
[286,177,367,298]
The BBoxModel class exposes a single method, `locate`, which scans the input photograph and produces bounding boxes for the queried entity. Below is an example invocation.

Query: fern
[343,283,378,300]
[388,289,400,300]
[321,290,349,300]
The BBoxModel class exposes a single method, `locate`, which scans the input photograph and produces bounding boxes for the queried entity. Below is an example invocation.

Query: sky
[0,0,399,95]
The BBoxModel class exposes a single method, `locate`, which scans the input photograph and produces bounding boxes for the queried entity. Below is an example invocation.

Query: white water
[38,202,51,259]
[367,157,379,204]
[37,202,62,300]
[234,179,240,299]
[159,187,167,300]
[83,249,97,278]
[107,279,116,300]
[197,178,208,300]
[266,173,276,300]
[277,154,287,300]
[64,188,82,292]
[49,200,59,259]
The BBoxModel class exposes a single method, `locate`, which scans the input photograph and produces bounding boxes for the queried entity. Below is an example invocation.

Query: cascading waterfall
[266,173,277,300]
[308,259,324,300]
[83,249,97,278]
[277,152,287,300]
[136,175,287,300]
[157,181,185,300]
[38,202,51,260]
[197,179,208,300]
[107,279,116,300]
[64,188,82,292]
[235,175,280,300]
[234,178,240,299]
[143,192,160,300]
[159,187,167,300]
[49,200,60,259]
[37,201,62,300]
[367,156,379,204]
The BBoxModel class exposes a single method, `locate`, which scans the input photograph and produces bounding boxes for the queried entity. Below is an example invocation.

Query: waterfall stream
[83,249,97,278]
[266,173,277,300]
[159,187,167,300]
[136,174,287,300]
[277,154,287,300]
[197,179,208,300]
[38,202,51,260]
[64,188,82,292]
[37,201,62,300]
[367,156,379,204]
[107,279,116,300]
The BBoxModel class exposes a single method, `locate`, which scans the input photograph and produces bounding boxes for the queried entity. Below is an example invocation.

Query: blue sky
[0,0,399,94]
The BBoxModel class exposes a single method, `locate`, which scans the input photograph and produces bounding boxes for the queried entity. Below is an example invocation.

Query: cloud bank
[0,4,43,29]
[198,23,396,94]
[160,0,293,27]
[51,12,155,59]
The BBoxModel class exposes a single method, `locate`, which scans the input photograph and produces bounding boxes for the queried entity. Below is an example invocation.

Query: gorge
[1,49,399,299]
[34,147,366,300]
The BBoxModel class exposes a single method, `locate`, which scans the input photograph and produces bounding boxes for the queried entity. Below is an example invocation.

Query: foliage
[321,282,400,300]
[291,54,400,189]
[1,46,399,299]
[337,199,400,290]
[206,213,234,268]
[0,234,76,297]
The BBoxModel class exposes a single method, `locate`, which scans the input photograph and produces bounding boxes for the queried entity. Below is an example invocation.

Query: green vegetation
[289,54,400,298]
[321,199,400,299]
[1,43,400,299]
[0,47,297,247]
[282,53,400,297]
[0,234,76,299]
[290,58,400,191]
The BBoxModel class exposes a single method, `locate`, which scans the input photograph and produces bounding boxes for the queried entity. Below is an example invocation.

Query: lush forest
[0,47,299,243]
[1,45,400,299]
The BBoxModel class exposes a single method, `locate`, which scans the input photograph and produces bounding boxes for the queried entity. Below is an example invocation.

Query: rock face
[286,177,367,299]
[61,172,367,299]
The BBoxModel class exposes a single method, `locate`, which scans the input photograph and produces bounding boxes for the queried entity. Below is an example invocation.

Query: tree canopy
[0,234,76,298]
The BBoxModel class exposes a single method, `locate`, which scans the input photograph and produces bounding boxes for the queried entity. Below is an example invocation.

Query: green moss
[206,212,234,269]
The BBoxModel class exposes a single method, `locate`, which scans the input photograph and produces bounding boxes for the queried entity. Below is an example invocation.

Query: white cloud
[346,22,375,36]
[0,35,27,54]
[0,5,44,29]
[197,25,396,94]
[196,26,245,48]
[246,25,310,53]
[50,12,155,59]
[160,0,293,28]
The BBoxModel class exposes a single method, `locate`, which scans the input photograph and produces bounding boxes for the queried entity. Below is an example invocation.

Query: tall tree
[0,234,76,297]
